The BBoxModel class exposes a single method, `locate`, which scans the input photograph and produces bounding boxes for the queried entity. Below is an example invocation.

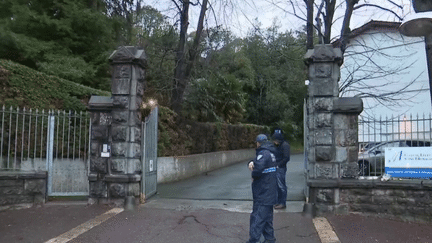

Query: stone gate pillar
[88,46,146,206]
[304,45,363,214]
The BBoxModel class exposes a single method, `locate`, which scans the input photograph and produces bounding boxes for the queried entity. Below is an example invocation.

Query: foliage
[242,24,308,141]
[183,28,251,123]
[183,73,246,123]
[0,59,110,111]
[0,0,117,90]
[157,106,267,156]
[134,5,178,107]
[0,1,308,149]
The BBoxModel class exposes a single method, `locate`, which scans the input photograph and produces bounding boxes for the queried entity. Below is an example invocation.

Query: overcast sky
[149,0,414,38]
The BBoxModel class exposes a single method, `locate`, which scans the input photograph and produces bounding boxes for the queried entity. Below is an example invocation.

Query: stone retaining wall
[0,171,47,209]
[310,179,432,223]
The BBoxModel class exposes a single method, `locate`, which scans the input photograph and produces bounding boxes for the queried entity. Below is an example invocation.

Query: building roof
[332,20,401,48]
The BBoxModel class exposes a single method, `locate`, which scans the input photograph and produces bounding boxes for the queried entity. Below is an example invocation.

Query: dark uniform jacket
[251,141,278,205]
[275,140,290,168]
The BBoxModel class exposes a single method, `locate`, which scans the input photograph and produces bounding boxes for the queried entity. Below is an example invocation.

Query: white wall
[157,149,255,183]
[341,29,431,119]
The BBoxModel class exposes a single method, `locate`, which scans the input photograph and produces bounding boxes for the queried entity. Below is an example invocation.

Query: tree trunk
[171,0,190,114]
[339,0,358,53]
[171,0,208,115]
[323,0,336,44]
[305,0,314,50]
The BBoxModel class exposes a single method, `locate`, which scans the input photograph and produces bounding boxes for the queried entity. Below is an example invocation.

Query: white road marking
[313,217,341,243]
[44,207,124,243]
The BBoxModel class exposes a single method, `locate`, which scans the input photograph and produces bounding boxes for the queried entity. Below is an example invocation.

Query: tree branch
[353,4,403,21]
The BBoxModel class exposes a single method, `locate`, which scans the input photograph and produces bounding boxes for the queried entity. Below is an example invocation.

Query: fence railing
[0,106,91,171]
[358,114,432,177]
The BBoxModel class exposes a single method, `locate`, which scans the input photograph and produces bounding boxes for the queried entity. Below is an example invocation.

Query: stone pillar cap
[88,95,113,110]
[109,46,147,68]
[304,44,343,66]
[333,97,363,114]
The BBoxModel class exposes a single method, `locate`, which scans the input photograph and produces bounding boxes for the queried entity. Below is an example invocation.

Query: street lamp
[399,1,432,105]
[400,12,432,36]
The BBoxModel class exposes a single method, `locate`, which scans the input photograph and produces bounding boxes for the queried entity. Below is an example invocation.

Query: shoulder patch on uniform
[257,155,263,160]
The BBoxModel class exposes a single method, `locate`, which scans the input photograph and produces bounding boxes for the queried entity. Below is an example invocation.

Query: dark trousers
[248,203,276,243]
[276,167,287,206]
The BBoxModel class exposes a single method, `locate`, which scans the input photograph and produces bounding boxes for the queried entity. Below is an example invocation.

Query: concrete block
[91,157,108,173]
[112,96,129,109]
[315,63,332,78]
[314,129,333,145]
[111,159,126,173]
[315,113,332,128]
[99,112,112,125]
[112,126,128,142]
[90,181,107,198]
[132,127,141,143]
[24,179,45,194]
[313,98,334,112]
[92,126,109,140]
[112,111,128,124]
[315,163,334,179]
[316,146,332,161]
[109,183,126,198]
[341,162,358,178]
[309,78,338,97]
[335,146,348,163]
[112,78,131,95]
[111,142,127,157]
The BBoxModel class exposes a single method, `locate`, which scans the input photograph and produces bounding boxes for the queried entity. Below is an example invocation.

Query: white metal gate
[141,106,158,200]
[0,106,91,196]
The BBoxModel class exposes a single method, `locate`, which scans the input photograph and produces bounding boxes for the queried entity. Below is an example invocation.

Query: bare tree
[340,29,427,115]
[162,0,255,115]
[268,0,406,52]
[170,0,209,115]
[265,0,424,114]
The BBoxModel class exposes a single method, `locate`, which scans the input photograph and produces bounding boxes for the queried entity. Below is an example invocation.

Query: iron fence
[358,114,432,177]
[0,106,91,196]
[0,106,91,170]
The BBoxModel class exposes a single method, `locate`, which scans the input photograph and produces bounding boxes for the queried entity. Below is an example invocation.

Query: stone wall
[0,171,47,209]
[303,43,432,223]
[87,46,146,206]
[310,179,432,223]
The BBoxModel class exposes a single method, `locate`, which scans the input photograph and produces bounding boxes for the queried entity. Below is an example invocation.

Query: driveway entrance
[156,154,305,202]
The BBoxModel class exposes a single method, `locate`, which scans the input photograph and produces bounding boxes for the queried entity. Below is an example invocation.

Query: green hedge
[157,106,269,156]
[0,59,110,111]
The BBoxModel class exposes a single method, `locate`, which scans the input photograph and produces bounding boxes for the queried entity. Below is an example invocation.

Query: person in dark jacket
[246,134,278,243]
[272,132,291,209]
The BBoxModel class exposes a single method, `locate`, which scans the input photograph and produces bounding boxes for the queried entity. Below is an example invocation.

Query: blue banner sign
[385,147,432,178]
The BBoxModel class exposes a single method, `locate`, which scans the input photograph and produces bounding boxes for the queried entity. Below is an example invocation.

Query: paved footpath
[0,199,320,243]
[2,199,432,243]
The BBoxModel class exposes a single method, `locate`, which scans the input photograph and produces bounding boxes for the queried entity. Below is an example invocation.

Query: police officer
[272,132,290,209]
[247,134,278,243]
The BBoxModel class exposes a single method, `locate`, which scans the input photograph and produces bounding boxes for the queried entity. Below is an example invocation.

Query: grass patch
[290,140,304,154]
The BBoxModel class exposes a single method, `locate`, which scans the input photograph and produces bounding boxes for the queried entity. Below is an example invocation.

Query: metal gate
[0,106,91,196]
[141,106,158,200]
[46,110,90,196]
[303,100,309,201]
